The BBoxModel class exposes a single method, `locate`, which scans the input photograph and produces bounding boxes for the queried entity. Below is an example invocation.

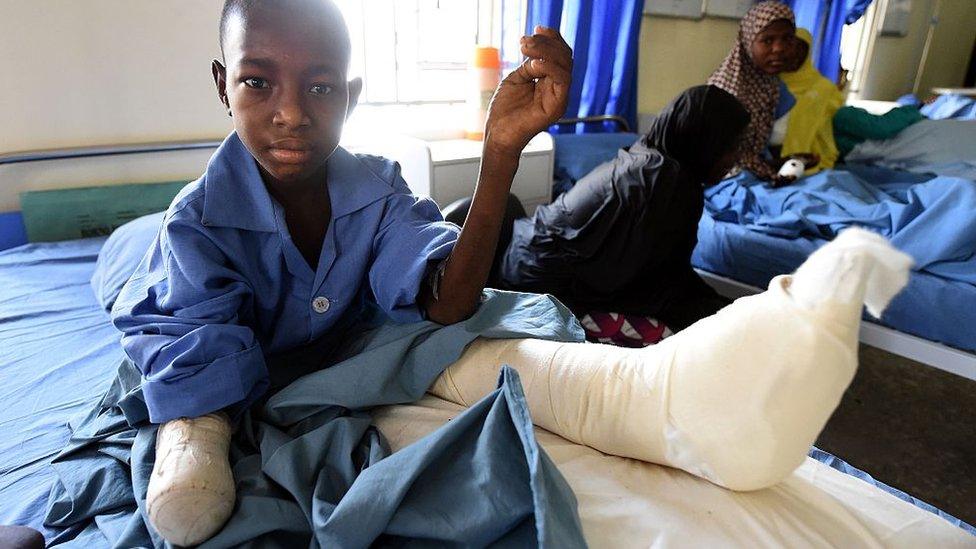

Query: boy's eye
[243,77,269,89]
[310,84,333,96]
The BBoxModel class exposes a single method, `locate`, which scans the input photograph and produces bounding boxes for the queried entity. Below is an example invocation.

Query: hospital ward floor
[815,345,976,526]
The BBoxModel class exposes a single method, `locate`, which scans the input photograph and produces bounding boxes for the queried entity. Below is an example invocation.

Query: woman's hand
[484,26,573,157]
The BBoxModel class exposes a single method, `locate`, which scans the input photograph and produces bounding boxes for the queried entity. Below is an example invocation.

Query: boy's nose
[272,93,311,129]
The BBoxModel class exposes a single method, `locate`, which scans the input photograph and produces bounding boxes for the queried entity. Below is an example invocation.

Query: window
[334,0,526,106]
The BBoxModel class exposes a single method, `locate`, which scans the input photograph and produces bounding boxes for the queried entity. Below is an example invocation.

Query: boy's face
[213,4,362,186]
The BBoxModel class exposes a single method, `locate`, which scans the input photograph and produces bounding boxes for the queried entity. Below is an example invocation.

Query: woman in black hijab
[498,85,751,333]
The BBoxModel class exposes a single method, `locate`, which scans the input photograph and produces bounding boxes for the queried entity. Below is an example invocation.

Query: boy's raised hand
[485,26,572,155]
[420,27,570,326]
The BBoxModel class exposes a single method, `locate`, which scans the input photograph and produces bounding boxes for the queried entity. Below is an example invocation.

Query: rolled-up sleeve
[369,192,459,323]
[112,214,268,423]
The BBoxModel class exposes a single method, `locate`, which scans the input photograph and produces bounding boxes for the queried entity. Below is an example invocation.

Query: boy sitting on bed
[112,0,572,544]
[113,0,915,545]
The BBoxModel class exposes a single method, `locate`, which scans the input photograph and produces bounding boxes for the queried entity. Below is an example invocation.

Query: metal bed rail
[0,140,224,166]
[696,269,976,381]
[554,115,632,133]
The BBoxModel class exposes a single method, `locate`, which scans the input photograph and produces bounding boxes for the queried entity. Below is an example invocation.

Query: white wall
[0,0,230,153]
[858,0,936,100]
[858,0,976,101]
[6,1,973,153]
[913,0,976,95]
[637,15,741,115]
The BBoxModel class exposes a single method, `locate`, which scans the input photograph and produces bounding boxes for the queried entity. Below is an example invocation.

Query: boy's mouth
[268,139,313,164]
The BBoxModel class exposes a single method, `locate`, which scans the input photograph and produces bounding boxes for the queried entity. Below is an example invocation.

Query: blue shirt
[112,132,459,423]
[774,80,796,119]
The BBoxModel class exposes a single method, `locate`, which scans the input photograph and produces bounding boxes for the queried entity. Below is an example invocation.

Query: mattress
[1,238,973,545]
[693,162,976,353]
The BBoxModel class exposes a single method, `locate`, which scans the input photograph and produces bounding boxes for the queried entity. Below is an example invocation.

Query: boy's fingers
[506,60,536,85]
[533,25,570,50]
[528,58,571,87]
[535,26,572,54]
[522,33,572,58]
[520,37,573,73]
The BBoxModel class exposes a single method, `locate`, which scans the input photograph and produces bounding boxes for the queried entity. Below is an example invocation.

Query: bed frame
[699,270,976,382]
[3,140,975,382]
[549,116,976,382]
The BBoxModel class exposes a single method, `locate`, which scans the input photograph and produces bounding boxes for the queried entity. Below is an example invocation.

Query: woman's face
[750,19,795,75]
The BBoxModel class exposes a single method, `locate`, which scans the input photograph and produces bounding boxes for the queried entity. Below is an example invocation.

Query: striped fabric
[579,312,673,348]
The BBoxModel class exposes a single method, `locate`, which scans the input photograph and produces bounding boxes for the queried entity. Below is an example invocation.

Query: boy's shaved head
[213,0,362,187]
[219,0,351,68]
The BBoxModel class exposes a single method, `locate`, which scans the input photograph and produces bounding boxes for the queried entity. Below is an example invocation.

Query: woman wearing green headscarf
[780,28,843,174]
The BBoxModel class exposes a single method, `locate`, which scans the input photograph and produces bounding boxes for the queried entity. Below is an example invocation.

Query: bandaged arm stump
[146,412,235,546]
[430,228,912,491]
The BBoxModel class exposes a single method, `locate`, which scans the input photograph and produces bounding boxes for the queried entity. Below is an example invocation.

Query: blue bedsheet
[921,94,976,121]
[0,238,124,539]
[702,168,976,285]
[2,238,973,543]
[694,166,976,351]
[845,119,976,181]
[1,239,587,547]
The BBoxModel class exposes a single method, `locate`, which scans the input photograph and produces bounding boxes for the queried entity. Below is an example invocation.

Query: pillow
[91,211,165,312]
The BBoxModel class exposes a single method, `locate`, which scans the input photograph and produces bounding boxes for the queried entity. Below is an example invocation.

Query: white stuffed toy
[430,228,912,491]
[777,158,806,179]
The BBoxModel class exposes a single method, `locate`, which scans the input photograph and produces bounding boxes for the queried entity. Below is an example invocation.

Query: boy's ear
[346,77,363,120]
[212,59,230,111]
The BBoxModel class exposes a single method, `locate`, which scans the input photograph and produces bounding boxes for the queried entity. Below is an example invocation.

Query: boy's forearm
[422,142,521,324]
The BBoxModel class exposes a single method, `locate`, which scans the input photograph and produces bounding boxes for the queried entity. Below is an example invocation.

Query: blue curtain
[845,0,874,24]
[786,0,874,83]
[525,0,644,134]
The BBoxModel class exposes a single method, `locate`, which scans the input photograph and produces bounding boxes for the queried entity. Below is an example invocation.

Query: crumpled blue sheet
[0,237,124,539]
[921,94,976,121]
[845,119,976,180]
[43,290,588,548]
[703,168,976,285]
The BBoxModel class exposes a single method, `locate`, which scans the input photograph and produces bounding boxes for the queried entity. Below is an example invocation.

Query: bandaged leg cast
[430,228,911,491]
[147,228,912,543]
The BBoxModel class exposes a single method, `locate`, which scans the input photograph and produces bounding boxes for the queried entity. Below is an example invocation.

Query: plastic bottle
[465,46,501,141]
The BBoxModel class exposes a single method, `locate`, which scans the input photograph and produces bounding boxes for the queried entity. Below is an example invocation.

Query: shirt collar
[326,147,395,219]
[202,132,395,232]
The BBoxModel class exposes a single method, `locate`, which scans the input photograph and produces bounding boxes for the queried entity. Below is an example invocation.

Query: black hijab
[500,85,750,318]
[642,85,750,183]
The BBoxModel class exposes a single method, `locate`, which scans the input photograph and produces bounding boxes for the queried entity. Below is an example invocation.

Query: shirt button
[312,296,330,314]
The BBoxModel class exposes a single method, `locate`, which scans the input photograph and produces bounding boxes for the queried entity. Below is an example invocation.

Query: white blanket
[374,395,974,548]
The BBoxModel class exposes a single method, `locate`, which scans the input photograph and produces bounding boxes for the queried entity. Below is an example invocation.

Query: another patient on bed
[498,85,748,333]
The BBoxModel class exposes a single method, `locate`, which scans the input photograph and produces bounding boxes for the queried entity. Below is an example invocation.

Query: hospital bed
[547,118,976,383]
[1,142,974,546]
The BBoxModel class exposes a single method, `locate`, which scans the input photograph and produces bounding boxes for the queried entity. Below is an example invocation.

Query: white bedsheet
[373,395,974,548]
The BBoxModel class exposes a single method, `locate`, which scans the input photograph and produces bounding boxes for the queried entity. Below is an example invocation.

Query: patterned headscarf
[708,1,795,179]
